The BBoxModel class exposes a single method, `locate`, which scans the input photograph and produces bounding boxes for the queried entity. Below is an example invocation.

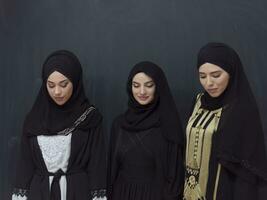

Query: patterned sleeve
[12,133,35,200]
[91,189,107,200]
[86,123,107,200]
[12,188,28,200]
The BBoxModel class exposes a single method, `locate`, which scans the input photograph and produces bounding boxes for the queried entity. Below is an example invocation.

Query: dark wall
[1,0,267,199]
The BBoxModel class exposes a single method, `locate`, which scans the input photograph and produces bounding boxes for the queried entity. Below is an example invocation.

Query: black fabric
[108,61,184,200]
[50,169,64,200]
[211,161,258,200]
[197,42,267,183]
[24,50,101,136]
[122,61,183,144]
[108,117,184,200]
[184,94,261,200]
[13,50,106,200]
[14,126,107,200]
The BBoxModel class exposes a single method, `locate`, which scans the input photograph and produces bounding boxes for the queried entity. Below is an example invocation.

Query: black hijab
[197,42,267,183]
[24,50,101,136]
[122,61,183,144]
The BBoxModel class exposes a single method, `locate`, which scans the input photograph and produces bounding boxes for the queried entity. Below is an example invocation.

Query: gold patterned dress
[183,94,222,200]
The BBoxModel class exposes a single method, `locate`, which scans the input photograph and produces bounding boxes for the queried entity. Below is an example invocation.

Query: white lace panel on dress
[37,134,72,200]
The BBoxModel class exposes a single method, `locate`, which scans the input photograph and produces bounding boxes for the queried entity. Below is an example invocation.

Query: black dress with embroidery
[183,95,259,200]
[12,108,107,200]
[108,117,184,200]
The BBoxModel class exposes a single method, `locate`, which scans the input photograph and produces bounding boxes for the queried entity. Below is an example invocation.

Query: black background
[1,0,267,199]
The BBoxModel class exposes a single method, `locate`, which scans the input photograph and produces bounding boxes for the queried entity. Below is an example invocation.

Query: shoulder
[189,93,203,108]
[192,92,203,107]
[111,114,124,130]
[86,106,103,127]
[196,92,204,102]
[188,93,203,117]
[109,114,126,141]
[89,106,103,117]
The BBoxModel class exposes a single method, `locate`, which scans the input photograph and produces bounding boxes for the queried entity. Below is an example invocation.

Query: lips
[207,88,218,93]
[54,97,64,101]
[138,96,149,101]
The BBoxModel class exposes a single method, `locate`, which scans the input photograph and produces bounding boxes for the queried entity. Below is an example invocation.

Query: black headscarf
[23,50,101,136]
[197,42,267,183]
[122,61,183,144]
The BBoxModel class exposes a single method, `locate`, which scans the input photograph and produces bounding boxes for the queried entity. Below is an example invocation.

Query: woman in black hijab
[12,50,107,200]
[183,42,267,200]
[107,61,184,200]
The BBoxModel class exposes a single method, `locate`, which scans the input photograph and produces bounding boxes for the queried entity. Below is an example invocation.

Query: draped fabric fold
[197,42,267,183]
[13,50,107,200]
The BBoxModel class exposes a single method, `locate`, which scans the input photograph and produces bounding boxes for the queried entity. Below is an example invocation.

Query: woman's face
[46,71,73,105]
[199,63,230,98]
[132,72,156,105]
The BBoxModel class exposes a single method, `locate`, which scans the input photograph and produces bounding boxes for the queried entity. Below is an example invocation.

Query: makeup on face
[132,72,156,105]
[199,63,230,98]
[46,71,73,105]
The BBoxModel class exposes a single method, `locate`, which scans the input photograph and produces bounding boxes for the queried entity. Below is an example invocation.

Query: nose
[54,86,61,96]
[140,86,146,95]
[206,76,213,86]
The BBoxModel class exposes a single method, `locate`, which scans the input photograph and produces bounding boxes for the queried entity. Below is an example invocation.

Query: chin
[54,100,67,106]
[56,102,65,106]
[138,101,148,105]
[137,100,152,105]
[208,92,221,98]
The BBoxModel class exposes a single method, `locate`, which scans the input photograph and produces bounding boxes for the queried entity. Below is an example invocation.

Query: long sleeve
[233,176,258,200]
[214,162,260,200]
[218,157,260,199]
[163,141,184,200]
[107,120,119,200]
[86,124,107,200]
[12,134,35,200]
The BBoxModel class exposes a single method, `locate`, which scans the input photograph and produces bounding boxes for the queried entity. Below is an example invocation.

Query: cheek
[199,79,206,89]
[60,85,73,99]
[131,88,140,102]
[132,87,139,96]
[46,86,54,97]
[218,77,229,91]
[148,88,156,97]
[65,87,73,97]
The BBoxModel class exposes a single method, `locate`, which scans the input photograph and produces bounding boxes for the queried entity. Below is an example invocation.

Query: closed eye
[60,82,69,88]
[47,83,55,88]
[145,83,154,88]
[132,83,140,88]
[211,73,221,78]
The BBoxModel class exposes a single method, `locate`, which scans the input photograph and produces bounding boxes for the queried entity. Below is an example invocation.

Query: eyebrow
[47,79,68,84]
[132,80,154,84]
[199,71,222,75]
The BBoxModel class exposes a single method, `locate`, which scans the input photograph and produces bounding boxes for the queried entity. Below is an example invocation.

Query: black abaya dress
[183,94,259,200]
[12,113,107,200]
[108,117,184,200]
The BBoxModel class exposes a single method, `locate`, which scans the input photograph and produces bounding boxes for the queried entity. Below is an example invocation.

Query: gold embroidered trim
[213,164,221,200]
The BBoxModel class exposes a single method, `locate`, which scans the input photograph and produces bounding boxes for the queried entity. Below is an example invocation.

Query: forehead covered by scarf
[127,61,166,100]
[197,42,267,183]
[196,42,248,110]
[123,61,183,144]
[128,61,164,83]
[197,42,243,76]
[22,49,102,136]
[42,50,82,89]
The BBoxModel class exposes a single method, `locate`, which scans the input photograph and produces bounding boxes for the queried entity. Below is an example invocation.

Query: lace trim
[12,188,106,199]
[12,188,28,197]
[90,189,106,198]
[57,106,95,135]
